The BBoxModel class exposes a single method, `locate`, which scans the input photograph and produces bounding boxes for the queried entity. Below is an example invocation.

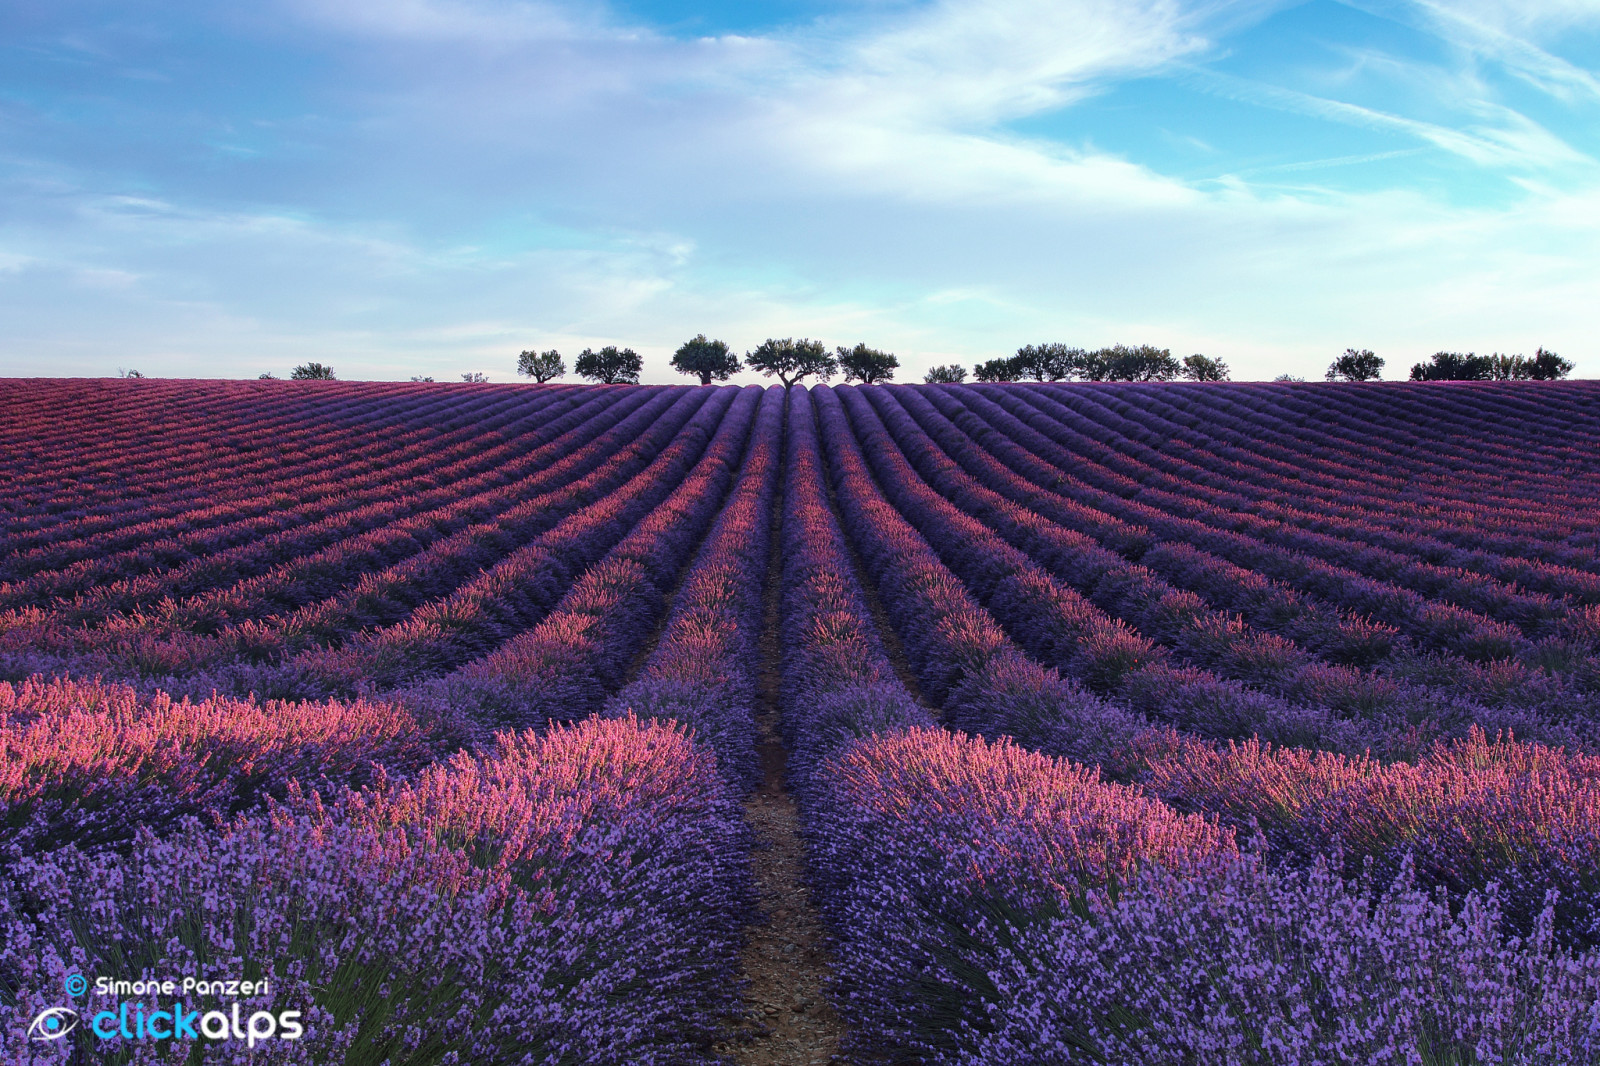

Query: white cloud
[5,0,1600,383]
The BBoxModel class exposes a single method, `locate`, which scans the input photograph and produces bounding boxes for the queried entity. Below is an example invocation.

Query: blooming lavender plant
[0,716,752,1066]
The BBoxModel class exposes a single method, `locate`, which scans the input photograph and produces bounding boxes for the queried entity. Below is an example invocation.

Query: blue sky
[2,0,1598,383]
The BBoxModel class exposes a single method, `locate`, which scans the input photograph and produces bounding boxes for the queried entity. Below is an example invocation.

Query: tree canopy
[924,364,967,384]
[575,346,643,385]
[1326,349,1384,382]
[974,356,1024,382]
[671,335,741,384]
[1412,349,1575,381]
[1181,353,1230,382]
[837,343,899,384]
[291,362,336,380]
[745,338,835,387]
[1078,345,1181,382]
[1014,343,1080,381]
[517,349,566,383]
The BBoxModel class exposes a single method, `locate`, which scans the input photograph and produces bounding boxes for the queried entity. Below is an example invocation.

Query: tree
[517,349,566,383]
[291,362,336,380]
[117,367,145,379]
[1274,374,1305,382]
[575,346,643,385]
[410,375,434,382]
[461,372,489,383]
[924,364,967,384]
[1084,345,1181,382]
[1528,347,1574,380]
[1480,349,1576,380]
[974,356,1025,382]
[1181,353,1230,382]
[670,335,740,384]
[746,338,835,387]
[1410,351,1494,381]
[1014,343,1080,381]
[258,372,277,380]
[837,343,899,384]
[1326,349,1383,382]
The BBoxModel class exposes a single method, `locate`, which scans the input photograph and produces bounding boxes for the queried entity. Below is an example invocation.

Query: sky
[2,0,1598,385]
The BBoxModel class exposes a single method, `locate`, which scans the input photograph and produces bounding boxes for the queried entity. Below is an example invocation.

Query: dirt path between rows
[716,406,847,1066]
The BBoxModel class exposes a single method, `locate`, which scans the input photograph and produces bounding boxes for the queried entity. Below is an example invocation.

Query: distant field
[6,378,1600,1064]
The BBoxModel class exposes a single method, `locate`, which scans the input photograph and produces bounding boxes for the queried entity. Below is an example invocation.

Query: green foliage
[1326,349,1384,382]
[670,334,740,384]
[574,345,643,385]
[291,362,336,380]
[1528,347,1575,380]
[1080,345,1182,382]
[837,343,899,384]
[1405,349,1573,382]
[1181,353,1230,382]
[974,356,1025,382]
[1016,343,1083,381]
[924,364,968,384]
[745,337,835,387]
[516,349,565,383]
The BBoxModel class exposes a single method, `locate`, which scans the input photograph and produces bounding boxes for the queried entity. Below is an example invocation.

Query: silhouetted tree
[291,362,336,380]
[1528,347,1575,380]
[1181,353,1230,381]
[1326,349,1384,382]
[258,372,277,380]
[671,335,740,384]
[1082,345,1181,382]
[575,346,642,385]
[1014,343,1080,381]
[410,375,434,382]
[974,356,1025,382]
[1410,351,1495,381]
[837,343,899,384]
[461,372,489,383]
[924,364,967,384]
[517,349,566,383]
[746,338,835,387]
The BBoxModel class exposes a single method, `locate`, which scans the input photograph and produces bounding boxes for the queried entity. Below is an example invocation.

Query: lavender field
[7,377,1600,1064]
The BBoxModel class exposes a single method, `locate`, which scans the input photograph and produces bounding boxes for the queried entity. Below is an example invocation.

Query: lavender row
[0,675,465,856]
[603,385,786,790]
[873,384,1596,740]
[1,715,752,1065]
[3,381,488,552]
[1024,383,1600,614]
[816,385,1384,756]
[1084,382,1600,572]
[952,384,1575,664]
[0,387,709,685]
[31,386,666,640]
[414,385,764,729]
[1005,384,1582,636]
[0,385,608,614]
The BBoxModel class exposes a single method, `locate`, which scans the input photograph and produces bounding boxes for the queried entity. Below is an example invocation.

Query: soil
[716,405,848,1065]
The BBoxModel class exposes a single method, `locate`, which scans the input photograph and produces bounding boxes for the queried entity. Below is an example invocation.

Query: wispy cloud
[1,0,1598,382]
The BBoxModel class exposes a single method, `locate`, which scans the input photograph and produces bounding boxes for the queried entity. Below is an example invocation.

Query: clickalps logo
[28,972,304,1047]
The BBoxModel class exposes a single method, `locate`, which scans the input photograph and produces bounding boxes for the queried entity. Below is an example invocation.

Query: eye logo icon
[29,1007,79,1041]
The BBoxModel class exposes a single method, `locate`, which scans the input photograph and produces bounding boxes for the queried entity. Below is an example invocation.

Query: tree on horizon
[746,338,835,387]
[671,335,741,384]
